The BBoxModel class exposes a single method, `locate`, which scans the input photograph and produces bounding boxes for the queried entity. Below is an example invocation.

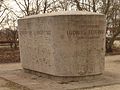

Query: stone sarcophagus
[18,11,106,77]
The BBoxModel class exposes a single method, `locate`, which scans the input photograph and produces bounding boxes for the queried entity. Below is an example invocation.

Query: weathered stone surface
[18,11,106,77]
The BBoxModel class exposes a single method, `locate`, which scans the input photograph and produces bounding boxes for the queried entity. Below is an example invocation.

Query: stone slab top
[19,11,104,20]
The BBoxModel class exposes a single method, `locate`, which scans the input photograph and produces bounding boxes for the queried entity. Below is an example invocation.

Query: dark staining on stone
[42,58,49,65]
[60,35,65,39]
[43,58,46,61]
[49,65,52,67]
[101,48,104,50]
[36,60,39,63]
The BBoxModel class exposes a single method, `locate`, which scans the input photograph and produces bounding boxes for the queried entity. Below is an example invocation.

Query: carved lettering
[67,30,104,39]
[20,31,51,35]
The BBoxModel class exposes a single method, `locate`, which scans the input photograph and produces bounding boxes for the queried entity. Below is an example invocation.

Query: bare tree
[105,1,120,52]
[13,0,59,16]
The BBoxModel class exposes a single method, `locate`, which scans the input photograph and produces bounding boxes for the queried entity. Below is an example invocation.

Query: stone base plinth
[24,68,102,82]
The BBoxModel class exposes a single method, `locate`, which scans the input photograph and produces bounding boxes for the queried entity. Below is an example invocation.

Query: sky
[0,0,23,29]
[8,0,20,11]
[8,0,21,14]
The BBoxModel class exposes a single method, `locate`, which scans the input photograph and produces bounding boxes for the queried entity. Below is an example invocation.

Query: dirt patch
[4,80,31,90]
[0,47,20,63]
[0,77,30,90]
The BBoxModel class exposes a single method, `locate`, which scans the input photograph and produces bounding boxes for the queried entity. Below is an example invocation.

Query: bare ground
[0,77,30,90]
[0,55,120,90]
[0,47,120,90]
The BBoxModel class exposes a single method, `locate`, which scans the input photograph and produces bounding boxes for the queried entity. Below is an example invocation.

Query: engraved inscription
[19,30,52,42]
[20,30,51,35]
[67,30,104,39]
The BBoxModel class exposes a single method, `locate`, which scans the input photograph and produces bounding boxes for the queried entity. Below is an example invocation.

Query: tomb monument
[18,11,106,78]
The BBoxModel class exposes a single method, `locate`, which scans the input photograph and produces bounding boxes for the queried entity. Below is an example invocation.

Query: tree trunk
[92,0,96,12]
[74,0,82,11]
[43,0,47,13]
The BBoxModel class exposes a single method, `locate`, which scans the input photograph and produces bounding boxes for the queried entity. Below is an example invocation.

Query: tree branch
[74,0,82,11]
[14,0,27,15]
